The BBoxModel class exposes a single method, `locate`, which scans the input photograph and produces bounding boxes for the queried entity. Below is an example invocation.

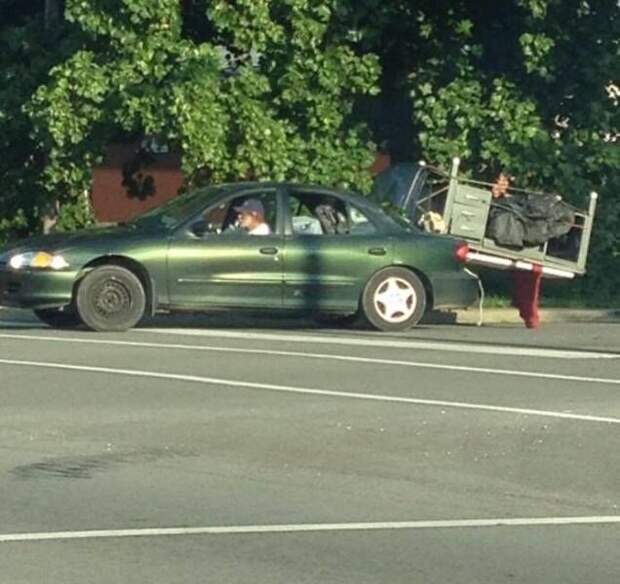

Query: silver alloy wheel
[372,276,417,324]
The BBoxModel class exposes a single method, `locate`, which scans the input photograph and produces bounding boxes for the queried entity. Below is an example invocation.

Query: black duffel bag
[486,198,527,248]
[487,194,575,248]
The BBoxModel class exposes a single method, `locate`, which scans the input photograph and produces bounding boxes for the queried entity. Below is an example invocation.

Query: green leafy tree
[1,3,53,238]
[25,0,379,226]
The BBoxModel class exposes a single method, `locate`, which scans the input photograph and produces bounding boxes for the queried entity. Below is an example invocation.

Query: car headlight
[9,251,70,270]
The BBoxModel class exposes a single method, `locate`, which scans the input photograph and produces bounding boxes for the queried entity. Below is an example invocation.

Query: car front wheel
[76,265,146,332]
[361,267,426,332]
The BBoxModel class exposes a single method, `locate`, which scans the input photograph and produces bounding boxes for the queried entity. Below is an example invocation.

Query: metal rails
[413,158,598,279]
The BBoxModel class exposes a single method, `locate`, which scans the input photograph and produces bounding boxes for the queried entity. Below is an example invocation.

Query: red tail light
[454,241,469,263]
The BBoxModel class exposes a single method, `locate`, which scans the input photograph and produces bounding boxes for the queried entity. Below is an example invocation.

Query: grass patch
[478,269,619,309]
[482,293,619,309]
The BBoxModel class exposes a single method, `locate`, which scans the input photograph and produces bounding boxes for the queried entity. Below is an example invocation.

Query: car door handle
[368,247,387,256]
[259,247,279,255]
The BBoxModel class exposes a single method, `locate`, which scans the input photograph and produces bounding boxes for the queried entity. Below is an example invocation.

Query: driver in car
[234,199,271,235]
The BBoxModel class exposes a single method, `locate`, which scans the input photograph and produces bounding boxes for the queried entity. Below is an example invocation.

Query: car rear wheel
[361,267,426,332]
[76,265,146,332]
[34,307,82,329]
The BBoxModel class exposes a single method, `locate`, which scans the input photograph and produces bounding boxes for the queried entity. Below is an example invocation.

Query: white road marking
[1,515,620,543]
[0,358,618,425]
[137,327,619,360]
[0,333,619,386]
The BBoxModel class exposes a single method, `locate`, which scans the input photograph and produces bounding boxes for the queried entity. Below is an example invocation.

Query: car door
[166,187,285,308]
[282,187,394,312]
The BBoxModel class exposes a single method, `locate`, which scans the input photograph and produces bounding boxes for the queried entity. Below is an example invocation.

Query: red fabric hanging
[511,266,543,329]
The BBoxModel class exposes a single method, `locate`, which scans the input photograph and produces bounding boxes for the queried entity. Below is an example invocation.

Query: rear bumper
[429,269,479,310]
[0,267,77,309]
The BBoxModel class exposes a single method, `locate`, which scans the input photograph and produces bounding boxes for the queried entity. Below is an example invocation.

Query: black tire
[34,307,82,329]
[361,267,426,332]
[76,265,146,332]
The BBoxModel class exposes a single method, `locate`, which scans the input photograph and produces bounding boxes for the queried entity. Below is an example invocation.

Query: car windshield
[128,186,226,229]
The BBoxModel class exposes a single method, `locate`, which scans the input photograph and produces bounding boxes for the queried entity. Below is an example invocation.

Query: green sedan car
[0,183,478,332]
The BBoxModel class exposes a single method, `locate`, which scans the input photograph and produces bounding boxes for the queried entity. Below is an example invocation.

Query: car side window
[192,191,277,237]
[289,192,350,236]
[201,202,228,234]
[349,205,377,235]
[288,192,377,236]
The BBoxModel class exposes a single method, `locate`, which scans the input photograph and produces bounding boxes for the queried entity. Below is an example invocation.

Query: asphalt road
[0,309,619,583]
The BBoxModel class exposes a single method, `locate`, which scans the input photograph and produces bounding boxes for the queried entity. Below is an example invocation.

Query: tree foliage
[28,0,379,201]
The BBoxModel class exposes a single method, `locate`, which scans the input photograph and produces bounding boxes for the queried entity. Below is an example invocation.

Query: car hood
[0,225,149,256]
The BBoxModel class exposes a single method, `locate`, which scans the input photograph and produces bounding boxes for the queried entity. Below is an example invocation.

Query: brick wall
[91,142,184,222]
